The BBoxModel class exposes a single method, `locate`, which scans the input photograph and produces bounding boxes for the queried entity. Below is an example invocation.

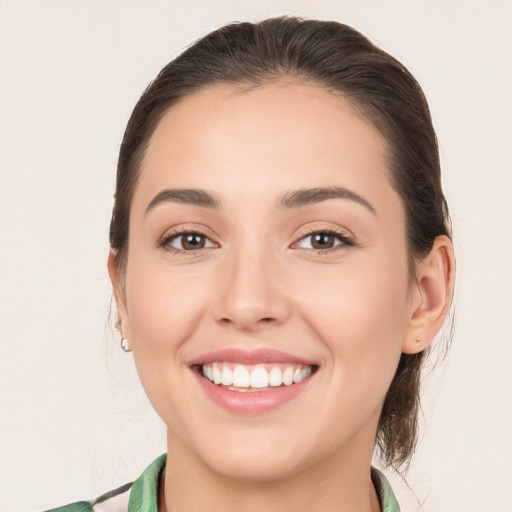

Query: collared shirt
[44,454,400,512]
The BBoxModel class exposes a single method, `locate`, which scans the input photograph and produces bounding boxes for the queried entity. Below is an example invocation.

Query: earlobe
[402,235,455,355]
[107,250,131,338]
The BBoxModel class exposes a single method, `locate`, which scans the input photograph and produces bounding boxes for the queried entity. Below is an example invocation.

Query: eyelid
[157,225,220,254]
[290,225,355,251]
[157,223,354,255]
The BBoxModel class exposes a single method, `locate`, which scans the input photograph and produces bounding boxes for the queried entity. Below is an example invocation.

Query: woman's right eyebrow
[145,188,221,213]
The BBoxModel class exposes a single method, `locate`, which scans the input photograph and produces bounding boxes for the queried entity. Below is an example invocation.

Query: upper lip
[189,348,317,367]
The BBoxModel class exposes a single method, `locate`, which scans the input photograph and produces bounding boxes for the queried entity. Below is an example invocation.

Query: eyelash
[158,227,355,256]
[157,227,217,256]
[293,227,355,254]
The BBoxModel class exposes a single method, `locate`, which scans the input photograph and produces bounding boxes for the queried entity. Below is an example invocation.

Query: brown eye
[164,232,216,251]
[295,230,353,251]
[310,233,336,249]
[181,233,206,250]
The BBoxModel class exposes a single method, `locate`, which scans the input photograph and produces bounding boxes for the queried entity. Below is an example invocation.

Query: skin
[109,82,455,512]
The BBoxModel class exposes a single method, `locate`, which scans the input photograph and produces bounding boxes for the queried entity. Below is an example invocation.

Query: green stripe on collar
[128,453,167,512]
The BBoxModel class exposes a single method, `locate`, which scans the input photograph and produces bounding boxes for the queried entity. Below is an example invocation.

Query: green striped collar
[128,454,400,512]
[127,453,167,512]
[371,466,401,512]
[45,454,399,511]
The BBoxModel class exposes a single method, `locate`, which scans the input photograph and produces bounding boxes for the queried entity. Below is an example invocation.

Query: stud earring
[121,338,131,352]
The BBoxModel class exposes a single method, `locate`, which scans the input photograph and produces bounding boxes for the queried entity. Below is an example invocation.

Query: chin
[184,428,311,482]
[206,448,304,483]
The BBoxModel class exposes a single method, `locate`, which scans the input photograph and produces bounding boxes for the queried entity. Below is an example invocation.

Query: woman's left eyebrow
[278,186,376,215]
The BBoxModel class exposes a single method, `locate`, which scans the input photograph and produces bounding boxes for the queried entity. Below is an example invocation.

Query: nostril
[220,316,275,323]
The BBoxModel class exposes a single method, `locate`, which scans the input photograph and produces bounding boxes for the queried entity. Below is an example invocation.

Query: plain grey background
[1,1,511,511]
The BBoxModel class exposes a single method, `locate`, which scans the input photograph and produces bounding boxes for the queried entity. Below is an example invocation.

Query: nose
[211,246,291,332]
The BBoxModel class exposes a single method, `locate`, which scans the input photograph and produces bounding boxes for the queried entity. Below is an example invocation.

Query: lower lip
[194,370,315,414]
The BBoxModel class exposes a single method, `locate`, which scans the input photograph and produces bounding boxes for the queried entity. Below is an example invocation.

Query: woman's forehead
[138,83,391,198]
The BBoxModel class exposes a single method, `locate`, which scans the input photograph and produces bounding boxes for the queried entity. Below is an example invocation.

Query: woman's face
[113,83,421,479]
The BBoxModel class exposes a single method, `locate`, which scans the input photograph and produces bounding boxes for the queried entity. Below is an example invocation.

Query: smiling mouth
[196,362,318,392]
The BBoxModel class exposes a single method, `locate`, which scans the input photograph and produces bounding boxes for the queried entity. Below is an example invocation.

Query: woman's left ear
[402,235,456,354]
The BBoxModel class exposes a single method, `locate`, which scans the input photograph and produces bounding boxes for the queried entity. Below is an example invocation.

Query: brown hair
[110,16,452,470]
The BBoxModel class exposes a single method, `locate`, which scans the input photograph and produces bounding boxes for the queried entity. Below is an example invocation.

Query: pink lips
[189,348,317,367]
[190,348,318,414]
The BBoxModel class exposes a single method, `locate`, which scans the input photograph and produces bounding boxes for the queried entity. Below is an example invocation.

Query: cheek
[124,255,211,354]
[299,259,409,383]
[122,258,213,425]
[303,259,408,335]
[294,264,409,440]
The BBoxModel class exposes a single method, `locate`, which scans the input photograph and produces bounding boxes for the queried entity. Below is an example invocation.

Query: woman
[47,16,454,512]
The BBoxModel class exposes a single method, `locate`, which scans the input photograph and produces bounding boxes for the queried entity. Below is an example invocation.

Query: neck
[160,434,381,512]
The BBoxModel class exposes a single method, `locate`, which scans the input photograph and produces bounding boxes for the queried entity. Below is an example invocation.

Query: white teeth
[201,362,313,389]
[221,367,233,386]
[212,365,222,385]
[282,367,294,386]
[269,367,283,387]
[296,366,312,382]
[250,367,269,388]
[232,365,250,387]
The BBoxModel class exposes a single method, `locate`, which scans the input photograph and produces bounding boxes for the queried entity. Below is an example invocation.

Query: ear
[402,235,455,354]
[107,250,131,339]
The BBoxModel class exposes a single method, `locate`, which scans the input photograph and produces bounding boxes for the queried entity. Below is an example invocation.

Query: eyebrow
[277,186,376,214]
[145,188,221,213]
[145,186,375,215]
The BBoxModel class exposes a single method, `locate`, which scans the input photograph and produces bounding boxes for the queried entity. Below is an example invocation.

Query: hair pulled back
[110,16,452,470]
